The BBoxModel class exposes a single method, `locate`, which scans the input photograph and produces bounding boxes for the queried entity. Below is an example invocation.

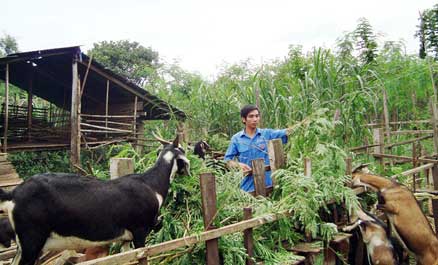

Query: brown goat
[343,207,399,265]
[351,171,438,265]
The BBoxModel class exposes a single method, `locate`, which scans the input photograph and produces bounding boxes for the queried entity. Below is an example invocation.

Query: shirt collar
[240,128,261,138]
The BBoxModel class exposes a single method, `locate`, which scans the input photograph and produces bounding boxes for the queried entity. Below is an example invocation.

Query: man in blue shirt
[224,104,291,192]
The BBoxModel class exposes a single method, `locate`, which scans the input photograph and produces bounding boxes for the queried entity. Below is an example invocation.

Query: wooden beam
[27,74,33,142]
[391,163,435,178]
[105,80,109,138]
[3,64,9,152]
[70,56,81,169]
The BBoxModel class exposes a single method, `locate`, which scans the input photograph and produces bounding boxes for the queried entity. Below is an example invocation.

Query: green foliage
[417,4,438,59]
[9,151,70,179]
[89,40,159,86]
[354,17,378,65]
[0,33,19,56]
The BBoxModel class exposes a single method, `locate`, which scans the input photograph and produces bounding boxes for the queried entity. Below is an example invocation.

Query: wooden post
[433,163,438,235]
[383,89,392,165]
[3,64,9,153]
[304,157,311,178]
[105,80,109,138]
[27,75,33,142]
[133,96,138,136]
[373,128,384,169]
[243,207,254,265]
[252,159,266,197]
[70,55,81,169]
[267,139,285,185]
[200,173,220,265]
[177,122,187,144]
[430,97,438,155]
[135,121,145,155]
[413,142,418,192]
[110,158,134,179]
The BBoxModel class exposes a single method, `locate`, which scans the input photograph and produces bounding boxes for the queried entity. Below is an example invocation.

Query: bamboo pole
[81,114,135,118]
[383,89,392,165]
[82,119,132,127]
[80,123,132,133]
[3,64,9,153]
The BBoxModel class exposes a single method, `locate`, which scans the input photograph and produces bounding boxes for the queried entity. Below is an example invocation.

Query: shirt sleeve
[224,137,239,161]
[266,129,288,144]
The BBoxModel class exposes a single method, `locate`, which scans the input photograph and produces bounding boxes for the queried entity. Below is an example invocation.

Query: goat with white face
[343,207,400,265]
[0,137,190,265]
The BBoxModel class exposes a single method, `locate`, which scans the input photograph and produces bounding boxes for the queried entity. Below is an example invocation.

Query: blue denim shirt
[224,128,288,192]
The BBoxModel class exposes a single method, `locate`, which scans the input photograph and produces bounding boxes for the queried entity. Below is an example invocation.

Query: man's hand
[227,160,251,171]
[238,162,251,171]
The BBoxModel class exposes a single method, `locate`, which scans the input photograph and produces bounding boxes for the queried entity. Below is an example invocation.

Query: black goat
[193,140,210,159]
[0,137,190,265]
[0,217,14,248]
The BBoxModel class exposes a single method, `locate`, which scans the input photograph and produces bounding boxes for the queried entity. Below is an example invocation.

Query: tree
[354,17,378,65]
[88,40,159,86]
[416,11,428,59]
[0,33,19,57]
[416,4,438,59]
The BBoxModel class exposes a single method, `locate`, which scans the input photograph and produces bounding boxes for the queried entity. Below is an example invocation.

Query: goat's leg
[16,231,47,265]
[132,228,151,249]
[377,202,399,214]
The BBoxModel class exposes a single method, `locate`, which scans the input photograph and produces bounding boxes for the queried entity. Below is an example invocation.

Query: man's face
[242,109,260,129]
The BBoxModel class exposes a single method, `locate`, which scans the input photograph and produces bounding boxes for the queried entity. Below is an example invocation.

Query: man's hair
[240,104,259,118]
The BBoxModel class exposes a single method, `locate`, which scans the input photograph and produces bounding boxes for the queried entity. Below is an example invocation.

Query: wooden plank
[390,130,433,135]
[252,159,266,197]
[77,211,288,265]
[77,186,367,265]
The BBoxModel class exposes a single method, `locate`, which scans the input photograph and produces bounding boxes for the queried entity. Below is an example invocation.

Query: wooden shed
[0,46,186,170]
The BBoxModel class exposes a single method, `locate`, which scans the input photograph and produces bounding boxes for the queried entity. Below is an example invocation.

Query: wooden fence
[75,139,359,265]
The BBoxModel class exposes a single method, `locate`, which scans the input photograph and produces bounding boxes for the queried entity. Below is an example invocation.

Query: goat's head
[155,134,190,177]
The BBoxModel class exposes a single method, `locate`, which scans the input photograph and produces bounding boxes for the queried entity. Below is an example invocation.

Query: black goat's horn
[152,131,171,145]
